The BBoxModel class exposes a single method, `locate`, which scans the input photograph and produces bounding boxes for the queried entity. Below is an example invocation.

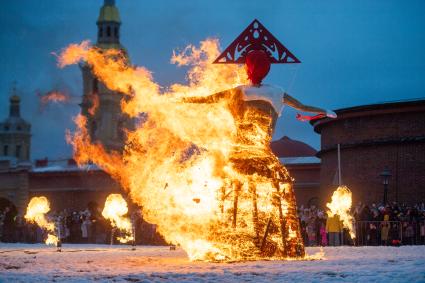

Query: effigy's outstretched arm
[181,89,232,104]
[283,92,336,118]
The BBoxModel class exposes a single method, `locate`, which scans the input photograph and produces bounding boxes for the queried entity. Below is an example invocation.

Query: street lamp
[380,167,392,205]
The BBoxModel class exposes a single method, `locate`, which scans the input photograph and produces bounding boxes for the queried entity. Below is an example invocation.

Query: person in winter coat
[319,222,327,246]
[326,214,343,246]
[369,223,378,245]
[381,221,390,245]
[306,217,317,246]
[404,222,414,245]
[81,215,91,243]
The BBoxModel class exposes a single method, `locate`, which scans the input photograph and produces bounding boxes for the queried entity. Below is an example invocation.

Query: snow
[279,156,321,165]
[31,164,101,173]
[1,244,424,282]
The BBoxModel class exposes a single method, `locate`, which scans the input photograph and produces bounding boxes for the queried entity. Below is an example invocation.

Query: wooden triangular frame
[213,19,301,64]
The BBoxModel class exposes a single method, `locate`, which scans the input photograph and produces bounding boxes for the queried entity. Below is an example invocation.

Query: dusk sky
[1,0,424,161]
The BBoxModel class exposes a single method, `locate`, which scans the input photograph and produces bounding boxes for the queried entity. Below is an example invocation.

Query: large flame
[102,194,133,243]
[39,90,70,104]
[60,38,303,261]
[326,186,355,239]
[24,196,59,245]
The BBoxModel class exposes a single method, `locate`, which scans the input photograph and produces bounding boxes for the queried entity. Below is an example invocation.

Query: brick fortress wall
[313,100,425,205]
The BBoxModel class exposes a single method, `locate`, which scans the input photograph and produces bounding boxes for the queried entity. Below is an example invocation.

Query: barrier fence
[302,220,425,247]
[354,220,425,246]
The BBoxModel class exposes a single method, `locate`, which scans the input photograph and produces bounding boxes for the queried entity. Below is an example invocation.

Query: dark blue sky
[1,0,424,160]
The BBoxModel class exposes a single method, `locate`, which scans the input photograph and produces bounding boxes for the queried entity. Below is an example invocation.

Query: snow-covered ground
[1,244,424,282]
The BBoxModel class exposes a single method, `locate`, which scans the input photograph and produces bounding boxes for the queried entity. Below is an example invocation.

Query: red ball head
[245,50,271,85]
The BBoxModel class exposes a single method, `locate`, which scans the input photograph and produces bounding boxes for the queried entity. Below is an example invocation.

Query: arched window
[3,145,8,156]
[107,26,111,37]
[99,27,103,37]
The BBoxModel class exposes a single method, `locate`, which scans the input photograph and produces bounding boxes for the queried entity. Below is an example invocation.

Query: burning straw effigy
[58,20,337,261]
[182,87,305,259]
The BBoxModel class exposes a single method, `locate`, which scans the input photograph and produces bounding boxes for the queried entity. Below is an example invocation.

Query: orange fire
[60,39,303,261]
[39,90,70,105]
[326,186,355,239]
[102,194,133,243]
[88,94,99,116]
[24,196,59,245]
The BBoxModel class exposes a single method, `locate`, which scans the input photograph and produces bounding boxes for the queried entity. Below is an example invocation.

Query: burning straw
[60,39,304,261]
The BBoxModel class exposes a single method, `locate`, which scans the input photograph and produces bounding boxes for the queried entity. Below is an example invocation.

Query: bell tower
[96,0,122,49]
[0,83,31,162]
[80,0,132,152]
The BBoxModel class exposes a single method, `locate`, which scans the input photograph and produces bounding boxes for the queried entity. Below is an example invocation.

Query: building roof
[31,158,101,173]
[311,98,425,133]
[334,97,425,114]
[31,164,101,173]
[0,90,30,132]
[271,136,317,158]
[0,156,32,172]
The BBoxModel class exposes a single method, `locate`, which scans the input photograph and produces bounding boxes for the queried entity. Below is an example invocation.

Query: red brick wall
[28,190,121,213]
[287,164,321,207]
[320,144,425,205]
[320,111,425,149]
[317,104,425,206]
[29,171,122,212]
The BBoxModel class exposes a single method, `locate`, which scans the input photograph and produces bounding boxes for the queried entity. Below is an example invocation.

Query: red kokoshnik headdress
[212,20,322,120]
[213,19,300,64]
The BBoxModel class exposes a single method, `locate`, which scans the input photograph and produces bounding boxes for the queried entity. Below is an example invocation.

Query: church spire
[9,82,21,118]
[80,0,132,152]
[97,0,121,46]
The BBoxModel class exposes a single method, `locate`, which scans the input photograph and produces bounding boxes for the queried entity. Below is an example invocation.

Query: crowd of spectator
[0,205,164,245]
[1,202,425,247]
[298,202,425,247]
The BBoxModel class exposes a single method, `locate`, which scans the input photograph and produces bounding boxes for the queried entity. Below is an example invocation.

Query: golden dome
[10,95,20,102]
[97,1,121,23]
